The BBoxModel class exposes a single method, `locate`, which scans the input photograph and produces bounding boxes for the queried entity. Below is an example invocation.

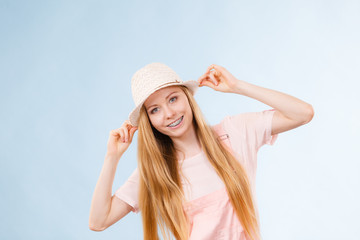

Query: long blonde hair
[137,86,260,240]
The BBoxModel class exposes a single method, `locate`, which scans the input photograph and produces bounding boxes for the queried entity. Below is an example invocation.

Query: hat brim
[128,80,199,126]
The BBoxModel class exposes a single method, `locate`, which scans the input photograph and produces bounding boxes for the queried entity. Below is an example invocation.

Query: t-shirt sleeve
[225,109,278,151]
[114,168,140,213]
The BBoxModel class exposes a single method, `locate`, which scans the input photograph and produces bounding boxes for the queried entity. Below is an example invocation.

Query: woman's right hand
[106,120,138,159]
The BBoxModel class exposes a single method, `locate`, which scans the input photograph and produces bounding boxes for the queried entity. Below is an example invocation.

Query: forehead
[144,86,182,107]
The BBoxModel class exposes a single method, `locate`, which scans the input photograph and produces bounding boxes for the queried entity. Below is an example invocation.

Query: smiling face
[143,86,194,140]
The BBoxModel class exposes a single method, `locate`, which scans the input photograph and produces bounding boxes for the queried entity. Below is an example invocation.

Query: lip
[167,116,184,129]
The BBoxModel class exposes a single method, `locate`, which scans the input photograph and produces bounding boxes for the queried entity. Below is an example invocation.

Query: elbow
[302,104,315,124]
[89,218,107,232]
[89,224,106,232]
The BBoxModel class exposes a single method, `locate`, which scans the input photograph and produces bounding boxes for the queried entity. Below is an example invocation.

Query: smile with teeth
[167,116,184,127]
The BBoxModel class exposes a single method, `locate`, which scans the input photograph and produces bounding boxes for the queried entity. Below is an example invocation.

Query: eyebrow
[146,91,179,110]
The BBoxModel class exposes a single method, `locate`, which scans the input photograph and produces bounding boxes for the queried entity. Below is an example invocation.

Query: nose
[163,105,176,119]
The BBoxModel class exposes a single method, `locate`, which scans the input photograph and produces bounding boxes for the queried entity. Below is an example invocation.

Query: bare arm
[89,155,132,231]
[198,64,314,135]
[89,121,137,231]
[233,80,314,135]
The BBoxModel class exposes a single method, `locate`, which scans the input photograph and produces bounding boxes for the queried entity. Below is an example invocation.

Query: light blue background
[1,0,359,239]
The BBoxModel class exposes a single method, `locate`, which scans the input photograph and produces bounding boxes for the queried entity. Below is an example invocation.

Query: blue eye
[169,96,177,103]
[150,107,159,114]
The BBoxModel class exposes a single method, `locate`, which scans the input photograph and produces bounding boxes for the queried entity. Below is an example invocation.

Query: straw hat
[128,63,199,126]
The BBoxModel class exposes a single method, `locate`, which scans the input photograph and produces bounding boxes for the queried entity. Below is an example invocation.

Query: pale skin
[143,86,202,160]
[89,64,314,231]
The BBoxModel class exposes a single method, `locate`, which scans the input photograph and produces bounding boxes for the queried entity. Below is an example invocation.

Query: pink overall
[115,110,278,239]
[183,187,246,239]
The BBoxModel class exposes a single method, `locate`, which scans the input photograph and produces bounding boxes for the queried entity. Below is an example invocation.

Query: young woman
[89,63,314,240]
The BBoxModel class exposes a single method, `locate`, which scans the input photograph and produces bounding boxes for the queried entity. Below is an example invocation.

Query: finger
[197,73,208,84]
[214,69,222,78]
[198,76,208,87]
[129,127,138,142]
[125,120,137,132]
[123,122,130,131]
[122,120,130,129]
[124,126,130,142]
[119,128,126,142]
[199,76,211,86]
[208,71,219,86]
[208,64,224,79]
[200,79,216,89]
[110,129,120,139]
[211,64,226,72]
[206,64,215,74]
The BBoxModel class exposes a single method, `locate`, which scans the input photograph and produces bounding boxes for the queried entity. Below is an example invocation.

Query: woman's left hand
[197,64,240,93]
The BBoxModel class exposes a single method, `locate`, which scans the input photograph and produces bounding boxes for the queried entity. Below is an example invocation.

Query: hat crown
[131,63,183,106]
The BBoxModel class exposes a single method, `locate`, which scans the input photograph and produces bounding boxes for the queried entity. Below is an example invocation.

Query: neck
[170,123,202,160]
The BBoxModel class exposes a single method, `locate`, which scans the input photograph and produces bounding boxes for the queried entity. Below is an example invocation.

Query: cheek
[184,103,193,116]
[187,109,193,122]
[149,114,163,128]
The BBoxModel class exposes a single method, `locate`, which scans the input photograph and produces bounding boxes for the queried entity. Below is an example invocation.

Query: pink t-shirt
[115,109,278,239]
